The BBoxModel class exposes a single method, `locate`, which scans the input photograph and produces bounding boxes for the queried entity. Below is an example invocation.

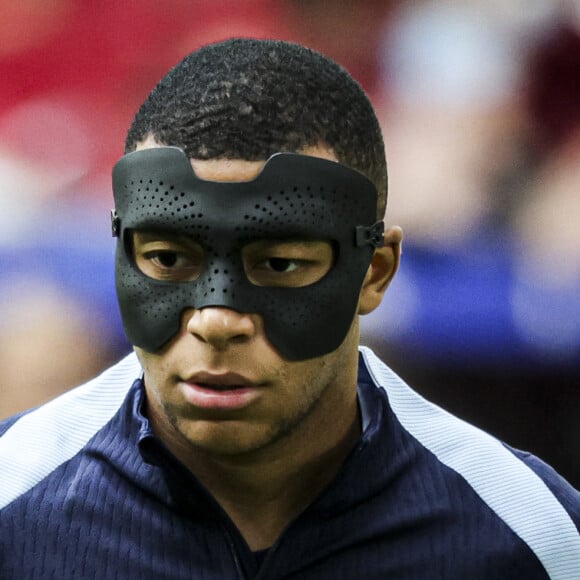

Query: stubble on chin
[159,357,338,459]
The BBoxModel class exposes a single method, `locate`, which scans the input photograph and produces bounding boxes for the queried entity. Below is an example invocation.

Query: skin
[134,138,403,550]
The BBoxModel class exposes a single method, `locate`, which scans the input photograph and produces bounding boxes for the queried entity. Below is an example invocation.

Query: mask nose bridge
[195,247,244,310]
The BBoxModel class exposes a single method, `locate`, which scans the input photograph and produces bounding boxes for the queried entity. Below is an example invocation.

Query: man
[1,38,578,579]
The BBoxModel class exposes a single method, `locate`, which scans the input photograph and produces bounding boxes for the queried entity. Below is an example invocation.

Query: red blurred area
[0,0,392,181]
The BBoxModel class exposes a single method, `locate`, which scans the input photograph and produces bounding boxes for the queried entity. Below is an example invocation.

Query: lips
[179,372,264,410]
[183,371,260,390]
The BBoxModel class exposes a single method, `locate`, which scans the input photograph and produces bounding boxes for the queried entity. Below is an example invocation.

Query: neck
[199,404,360,550]
[158,387,361,551]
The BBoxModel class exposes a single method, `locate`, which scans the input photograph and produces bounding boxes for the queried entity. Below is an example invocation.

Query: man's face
[134,144,366,457]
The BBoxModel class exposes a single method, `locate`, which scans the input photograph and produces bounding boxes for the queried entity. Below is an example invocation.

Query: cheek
[135,350,173,401]
[273,358,333,407]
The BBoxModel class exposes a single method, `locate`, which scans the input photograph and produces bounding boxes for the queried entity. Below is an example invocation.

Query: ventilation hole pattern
[124,180,208,232]
[229,184,354,236]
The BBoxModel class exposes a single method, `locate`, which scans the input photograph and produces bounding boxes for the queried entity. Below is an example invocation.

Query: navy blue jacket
[1,348,579,579]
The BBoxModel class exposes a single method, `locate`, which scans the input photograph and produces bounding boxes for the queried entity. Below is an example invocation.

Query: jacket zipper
[225,527,248,579]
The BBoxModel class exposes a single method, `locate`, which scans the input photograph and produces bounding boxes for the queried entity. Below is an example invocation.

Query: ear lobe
[358,226,402,315]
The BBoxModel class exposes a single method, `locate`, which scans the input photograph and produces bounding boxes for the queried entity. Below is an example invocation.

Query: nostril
[191,331,208,344]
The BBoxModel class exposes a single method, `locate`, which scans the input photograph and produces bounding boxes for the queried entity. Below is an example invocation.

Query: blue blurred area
[368,232,580,369]
[0,212,130,358]
[3,219,578,371]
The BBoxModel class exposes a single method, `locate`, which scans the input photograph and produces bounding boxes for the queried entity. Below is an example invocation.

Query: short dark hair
[125,38,387,218]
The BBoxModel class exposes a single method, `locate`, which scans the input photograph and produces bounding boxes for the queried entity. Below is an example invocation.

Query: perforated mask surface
[112,147,382,360]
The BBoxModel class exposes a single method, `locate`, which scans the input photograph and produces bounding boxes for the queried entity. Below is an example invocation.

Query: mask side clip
[111,210,121,237]
[355,221,384,248]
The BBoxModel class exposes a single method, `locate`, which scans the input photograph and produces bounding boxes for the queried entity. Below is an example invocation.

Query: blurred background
[1,0,579,486]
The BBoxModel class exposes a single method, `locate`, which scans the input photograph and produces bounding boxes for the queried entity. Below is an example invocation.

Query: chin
[179,420,278,457]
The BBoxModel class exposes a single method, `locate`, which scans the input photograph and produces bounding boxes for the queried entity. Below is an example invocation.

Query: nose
[184,306,257,350]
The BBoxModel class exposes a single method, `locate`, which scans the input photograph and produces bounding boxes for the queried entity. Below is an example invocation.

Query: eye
[243,240,334,288]
[151,251,179,268]
[146,250,188,270]
[131,231,204,282]
[265,258,299,273]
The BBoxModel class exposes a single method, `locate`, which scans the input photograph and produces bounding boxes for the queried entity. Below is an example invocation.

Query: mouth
[179,372,264,410]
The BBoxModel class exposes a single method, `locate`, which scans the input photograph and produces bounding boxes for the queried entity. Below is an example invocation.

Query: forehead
[136,139,339,182]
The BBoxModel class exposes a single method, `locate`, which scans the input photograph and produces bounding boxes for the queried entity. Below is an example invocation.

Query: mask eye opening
[242,238,338,289]
[126,229,206,283]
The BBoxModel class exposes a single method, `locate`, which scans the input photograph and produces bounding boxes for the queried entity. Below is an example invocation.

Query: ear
[358,226,403,315]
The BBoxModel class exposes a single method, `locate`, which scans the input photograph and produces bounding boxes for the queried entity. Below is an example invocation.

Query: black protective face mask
[112,147,383,360]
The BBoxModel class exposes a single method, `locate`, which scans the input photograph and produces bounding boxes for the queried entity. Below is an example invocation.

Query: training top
[1,347,579,579]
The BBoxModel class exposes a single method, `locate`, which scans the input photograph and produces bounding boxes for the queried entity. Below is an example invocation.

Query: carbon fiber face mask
[112,147,383,360]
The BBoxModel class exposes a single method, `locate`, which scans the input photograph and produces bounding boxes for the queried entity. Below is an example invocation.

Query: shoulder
[359,346,580,579]
[508,445,580,527]
[0,352,142,511]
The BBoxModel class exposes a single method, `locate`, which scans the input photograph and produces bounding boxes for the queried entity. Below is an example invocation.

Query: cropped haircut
[125,38,388,218]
